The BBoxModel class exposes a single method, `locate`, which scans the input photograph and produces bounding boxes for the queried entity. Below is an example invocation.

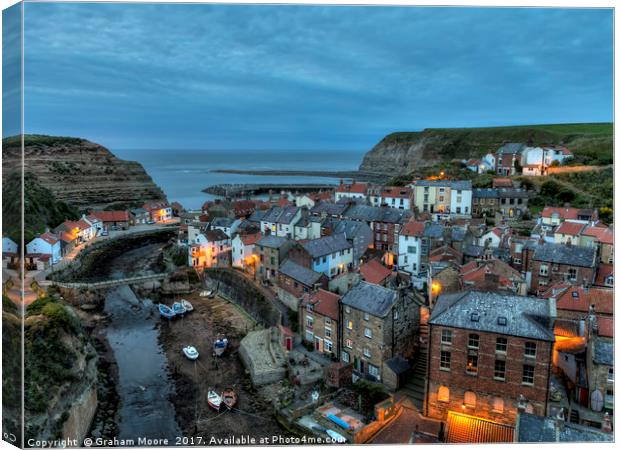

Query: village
[2,141,614,444]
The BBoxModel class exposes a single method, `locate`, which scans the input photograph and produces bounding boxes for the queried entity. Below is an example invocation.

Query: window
[464,391,476,408]
[345,306,350,314]
[497,317,507,326]
[539,264,549,276]
[407,246,417,254]
[325,340,333,352]
[525,342,537,358]
[325,327,332,338]
[363,347,371,358]
[438,386,450,403]
[345,339,353,349]
[440,351,451,370]
[608,368,614,382]
[364,328,373,339]
[363,312,369,321]
[496,337,507,353]
[342,351,349,363]
[393,309,399,320]
[492,397,504,413]
[306,316,314,329]
[522,364,535,385]
[368,364,380,379]
[568,268,577,281]
[305,330,314,341]
[466,355,478,375]
[347,320,353,330]
[325,318,331,325]
[494,360,506,380]
[468,334,480,349]
[441,329,452,344]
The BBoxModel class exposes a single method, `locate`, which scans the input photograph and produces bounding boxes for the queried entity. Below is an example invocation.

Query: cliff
[2,135,166,210]
[359,123,613,175]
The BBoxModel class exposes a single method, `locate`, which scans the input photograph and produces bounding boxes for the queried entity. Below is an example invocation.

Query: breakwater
[203,183,337,197]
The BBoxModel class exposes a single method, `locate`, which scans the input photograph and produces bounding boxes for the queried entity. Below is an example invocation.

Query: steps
[399,322,429,411]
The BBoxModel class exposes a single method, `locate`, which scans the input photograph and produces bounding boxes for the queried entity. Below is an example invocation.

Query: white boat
[182,346,199,360]
[181,299,193,312]
[207,390,222,411]
[200,290,215,298]
[326,430,347,443]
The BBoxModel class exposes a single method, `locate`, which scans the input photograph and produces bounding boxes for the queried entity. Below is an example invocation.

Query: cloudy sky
[6,3,614,150]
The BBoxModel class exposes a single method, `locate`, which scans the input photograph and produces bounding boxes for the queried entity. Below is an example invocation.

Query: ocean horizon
[113,148,367,209]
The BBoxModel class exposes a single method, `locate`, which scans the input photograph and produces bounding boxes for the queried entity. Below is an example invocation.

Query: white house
[210,217,242,238]
[26,232,62,264]
[293,217,322,241]
[379,186,413,210]
[260,206,302,238]
[231,232,262,269]
[477,228,503,248]
[397,220,425,277]
[2,237,18,255]
[301,233,353,279]
[480,153,496,173]
[520,146,574,176]
[334,181,368,202]
[84,214,104,235]
[189,229,230,268]
[449,181,473,216]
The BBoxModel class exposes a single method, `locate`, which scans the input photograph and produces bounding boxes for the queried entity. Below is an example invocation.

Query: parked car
[147,220,156,225]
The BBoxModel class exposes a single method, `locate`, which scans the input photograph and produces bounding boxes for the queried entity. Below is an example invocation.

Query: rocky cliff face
[2,135,166,210]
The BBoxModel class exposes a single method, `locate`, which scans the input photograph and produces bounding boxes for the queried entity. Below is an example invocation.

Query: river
[99,243,182,440]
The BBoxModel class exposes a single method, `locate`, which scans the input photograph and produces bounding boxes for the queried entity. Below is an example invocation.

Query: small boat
[207,390,222,411]
[221,389,237,409]
[172,302,186,316]
[200,290,215,298]
[158,304,175,319]
[182,346,199,360]
[181,299,193,312]
[213,338,228,356]
[326,430,347,443]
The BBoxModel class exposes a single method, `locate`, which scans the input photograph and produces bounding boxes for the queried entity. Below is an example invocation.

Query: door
[315,337,323,352]
[285,337,292,351]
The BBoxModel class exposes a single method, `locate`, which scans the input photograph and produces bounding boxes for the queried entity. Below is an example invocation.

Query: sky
[3,3,614,150]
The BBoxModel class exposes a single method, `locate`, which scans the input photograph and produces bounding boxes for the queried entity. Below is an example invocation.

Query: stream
[98,243,182,440]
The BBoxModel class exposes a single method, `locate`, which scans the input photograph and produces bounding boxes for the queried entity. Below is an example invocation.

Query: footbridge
[49,273,169,290]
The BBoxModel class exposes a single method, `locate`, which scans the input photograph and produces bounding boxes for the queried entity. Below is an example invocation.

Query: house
[426,291,555,428]
[553,221,587,245]
[293,216,322,241]
[90,210,130,230]
[231,232,262,271]
[540,207,598,228]
[472,188,499,217]
[189,229,230,268]
[309,201,349,219]
[427,262,462,306]
[586,335,614,421]
[328,219,373,265]
[497,189,530,218]
[594,263,613,288]
[289,233,353,279]
[397,220,425,277]
[300,289,341,358]
[143,201,173,222]
[255,235,295,280]
[260,206,302,238]
[231,199,257,219]
[460,259,527,295]
[340,282,418,389]
[551,285,613,321]
[359,259,392,286]
[520,146,574,176]
[295,191,332,209]
[334,181,368,202]
[515,413,612,442]
[84,214,103,234]
[495,143,526,176]
[53,219,95,243]
[369,186,413,210]
[26,232,62,264]
[580,225,613,264]
[2,236,18,268]
[529,243,597,293]
[277,259,328,310]
[129,207,150,225]
[410,180,472,219]
[210,217,241,238]
[463,158,481,173]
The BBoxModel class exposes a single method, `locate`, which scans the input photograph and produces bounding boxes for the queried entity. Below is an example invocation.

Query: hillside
[359,123,613,175]
[2,135,166,210]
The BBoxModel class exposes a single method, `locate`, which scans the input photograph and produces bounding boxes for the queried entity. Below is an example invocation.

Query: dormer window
[497,317,507,326]
[470,312,480,322]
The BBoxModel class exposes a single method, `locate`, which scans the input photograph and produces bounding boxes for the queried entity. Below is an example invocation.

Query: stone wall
[204,268,281,327]
[62,386,98,446]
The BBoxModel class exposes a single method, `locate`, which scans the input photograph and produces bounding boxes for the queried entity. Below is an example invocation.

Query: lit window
[525,342,537,358]
[345,339,353,349]
[440,351,451,370]
[492,397,504,413]
[347,320,353,330]
[496,338,507,353]
[438,386,450,403]
[494,360,506,380]
[364,328,372,339]
[539,264,549,276]
[466,355,478,375]
[468,334,480,349]
[522,364,535,385]
[464,391,476,408]
[441,329,452,345]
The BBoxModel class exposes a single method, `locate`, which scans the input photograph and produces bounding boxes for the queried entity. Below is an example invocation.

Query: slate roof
[247,210,267,223]
[414,180,472,190]
[343,204,412,224]
[340,282,398,318]
[279,259,324,287]
[473,188,499,198]
[302,233,351,258]
[592,338,613,365]
[533,243,596,268]
[211,217,234,227]
[261,206,300,225]
[429,291,555,341]
[462,244,485,257]
[496,142,526,155]
[203,229,229,242]
[385,356,410,375]
[517,413,613,442]
[257,235,291,249]
[498,188,530,198]
[310,201,349,217]
[423,223,445,239]
[332,219,371,239]
[451,227,466,242]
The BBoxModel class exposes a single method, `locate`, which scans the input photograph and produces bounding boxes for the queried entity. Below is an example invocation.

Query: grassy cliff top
[2,134,87,148]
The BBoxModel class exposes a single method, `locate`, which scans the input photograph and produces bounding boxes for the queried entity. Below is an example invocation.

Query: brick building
[299,289,341,358]
[426,291,555,428]
[276,259,328,309]
[529,243,597,294]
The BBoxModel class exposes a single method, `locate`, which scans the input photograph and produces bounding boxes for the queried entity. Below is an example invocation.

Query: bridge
[48,273,169,290]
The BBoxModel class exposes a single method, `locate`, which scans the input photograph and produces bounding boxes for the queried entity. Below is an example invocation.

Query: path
[48,273,169,290]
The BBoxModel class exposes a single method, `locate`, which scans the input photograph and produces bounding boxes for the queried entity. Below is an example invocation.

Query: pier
[203,183,337,197]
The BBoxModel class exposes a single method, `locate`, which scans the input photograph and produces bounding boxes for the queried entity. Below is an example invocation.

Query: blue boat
[172,301,187,316]
[159,304,175,319]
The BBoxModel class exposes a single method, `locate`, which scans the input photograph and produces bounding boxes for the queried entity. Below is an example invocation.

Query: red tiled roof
[466,159,480,166]
[336,182,367,194]
[400,220,425,237]
[360,259,392,285]
[381,186,412,199]
[276,197,293,207]
[597,317,613,338]
[303,289,340,321]
[541,206,579,219]
[39,232,59,245]
[428,245,462,263]
[555,286,613,315]
[59,232,75,243]
[492,178,513,188]
[241,232,262,246]
[142,202,170,212]
[595,263,614,287]
[555,221,586,236]
[91,210,130,222]
[582,225,613,244]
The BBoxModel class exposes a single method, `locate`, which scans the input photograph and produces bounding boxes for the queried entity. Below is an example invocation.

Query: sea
[112,148,366,210]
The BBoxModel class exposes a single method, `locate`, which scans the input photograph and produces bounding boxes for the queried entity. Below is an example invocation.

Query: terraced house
[288,233,353,279]
[426,291,555,430]
[529,242,597,294]
[410,180,472,220]
[259,206,302,238]
[299,289,341,357]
